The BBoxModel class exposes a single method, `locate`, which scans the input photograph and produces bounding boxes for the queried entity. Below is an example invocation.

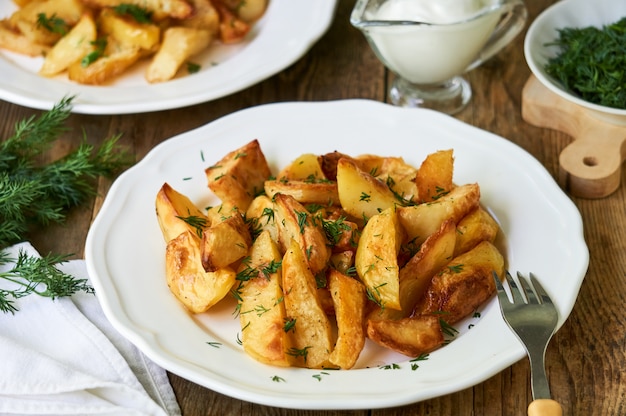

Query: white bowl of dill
[524,0,626,125]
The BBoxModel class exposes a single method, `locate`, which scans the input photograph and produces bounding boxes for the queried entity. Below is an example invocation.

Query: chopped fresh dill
[187,62,201,74]
[81,38,108,67]
[545,17,626,109]
[286,346,310,363]
[176,214,207,238]
[36,13,69,35]
[283,318,296,332]
[321,216,352,246]
[113,4,153,23]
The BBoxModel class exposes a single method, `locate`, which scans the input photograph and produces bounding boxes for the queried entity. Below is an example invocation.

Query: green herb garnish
[36,13,69,35]
[187,62,201,74]
[113,4,153,23]
[545,17,626,109]
[81,38,107,67]
[0,97,129,248]
[0,250,93,314]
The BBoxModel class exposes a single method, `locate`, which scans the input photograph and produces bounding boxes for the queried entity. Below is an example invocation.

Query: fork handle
[528,399,563,416]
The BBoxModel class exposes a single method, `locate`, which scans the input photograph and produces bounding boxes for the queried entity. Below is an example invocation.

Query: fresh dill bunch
[0,248,93,314]
[0,96,132,248]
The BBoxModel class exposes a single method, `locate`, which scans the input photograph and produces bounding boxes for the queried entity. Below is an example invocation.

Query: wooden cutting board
[521,75,626,199]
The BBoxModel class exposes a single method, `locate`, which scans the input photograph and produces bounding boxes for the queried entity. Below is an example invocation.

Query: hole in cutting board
[583,156,598,167]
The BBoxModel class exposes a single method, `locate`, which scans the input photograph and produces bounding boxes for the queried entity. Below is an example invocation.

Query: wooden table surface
[2,0,625,415]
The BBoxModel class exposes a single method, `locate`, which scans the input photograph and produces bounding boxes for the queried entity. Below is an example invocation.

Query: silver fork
[493,271,563,416]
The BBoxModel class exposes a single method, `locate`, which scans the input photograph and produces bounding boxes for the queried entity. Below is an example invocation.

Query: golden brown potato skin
[273,193,331,276]
[454,207,500,256]
[165,230,236,313]
[336,158,399,220]
[282,240,334,369]
[200,209,251,272]
[328,270,367,369]
[237,231,292,367]
[39,12,97,77]
[155,182,208,243]
[397,182,481,246]
[355,206,404,311]
[366,315,444,358]
[415,149,454,203]
[264,180,340,206]
[205,139,271,212]
[415,240,505,324]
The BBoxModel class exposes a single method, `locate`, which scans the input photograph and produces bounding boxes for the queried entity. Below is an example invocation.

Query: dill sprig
[0,97,131,312]
[0,249,94,314]
[0,96,131,248]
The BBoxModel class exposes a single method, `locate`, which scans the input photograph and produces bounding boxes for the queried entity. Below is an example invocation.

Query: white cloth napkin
[0,242,181,416]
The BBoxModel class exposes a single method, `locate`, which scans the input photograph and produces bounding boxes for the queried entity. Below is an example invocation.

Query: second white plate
[0,1,337,114]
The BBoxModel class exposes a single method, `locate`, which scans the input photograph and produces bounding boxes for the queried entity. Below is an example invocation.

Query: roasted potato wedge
[0,19,49,56]
[397,183,481,246]
[264,180,339,206]
[146,26,212,83]
[205,139,271,211]
[416,240,505,324]
[39,12,97,77]
[98,8,160,51]
[370,219,457,321]
[165,230,236,313]
[237,230,292,366]
[373,156,418,204]
[278,153,326,181]
[336,158,399,221]
[282,240,334,369]
[273,193,331,276]
[68,41,142,85]
[245,195,278,243]
[415,149,454,203]
[366,315,444,357]
[355,207,404,311]
[328,269,367,369]
[10,0,84,46]
[454,207,500,256]
[155,182,208,243]
[201,209,251,272]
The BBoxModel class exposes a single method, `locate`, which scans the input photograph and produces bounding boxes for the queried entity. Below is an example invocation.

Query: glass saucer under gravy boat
[351,0,527,114]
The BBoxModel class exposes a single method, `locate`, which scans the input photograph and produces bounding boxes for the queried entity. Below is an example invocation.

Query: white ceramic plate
[0,1,336,114]
[85,100,588,410]
[524,0,626,124]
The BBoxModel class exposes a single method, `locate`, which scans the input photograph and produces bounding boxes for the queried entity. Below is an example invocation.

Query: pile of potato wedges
[156,139,505,369]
